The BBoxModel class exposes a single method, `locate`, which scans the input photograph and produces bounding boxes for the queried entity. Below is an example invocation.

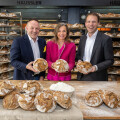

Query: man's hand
[82,66,96,75]
[26,61,38,73]
[39,76,44,81]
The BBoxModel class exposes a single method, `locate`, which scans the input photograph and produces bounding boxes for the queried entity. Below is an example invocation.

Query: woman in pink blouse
[46,23,76,81]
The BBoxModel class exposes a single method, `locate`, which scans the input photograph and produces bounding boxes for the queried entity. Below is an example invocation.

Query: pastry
[0,39,8,45]
[0,13,8,17]
[85,90,103,107]
[100,90,118,108]
[9,31,17,35]
[0,31,7,35]
[8,13,17,17]
[0,80,15,97]
[3,90,19,109]
[0,46,9,54]
[33,58,48,72]
[47,31,54,36]
[53,59,69,73]
[34,90,56,112]
[53,91,72,109]
[18,94,36,111]
[21,80,43,96]
[77,61,92,74]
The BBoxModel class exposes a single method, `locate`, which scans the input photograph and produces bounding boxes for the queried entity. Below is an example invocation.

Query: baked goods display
[85,90,103,107]
[113,58,120,66]
[74,38,80,44]
[114,49,120,56]
[39,31,47,36]
[97,13,120,18]
[18,94,36,111]
[0,39,8,46]
[113,41,120,47]
[0,31,7,35]
[0,12,22,80]
[0,63,9,72]
[53,59,69,73]
[50,82,75,97]
[85,90,119,108]
[8,13,17,17]
[9,31,17,35]
[3,90,19,109]
[53,91,72,109]
[39,23,57,28]
[0,80,15,97]
[0,22,6,26]
[47,31,54,36]
[34,90,56,112]
[104,32,114,37]
[20,80,43,96]
[33,58,48,72]
[105,23,116,28]
[0,46,9,54]
[99,90,118,108]
[117,33,120,37]
[77,61,92,74]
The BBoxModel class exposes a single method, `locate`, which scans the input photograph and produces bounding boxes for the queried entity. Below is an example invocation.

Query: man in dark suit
[10,19,46,80]
[77,13,114,81]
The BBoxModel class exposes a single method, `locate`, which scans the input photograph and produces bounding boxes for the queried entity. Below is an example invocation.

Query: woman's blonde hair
[52,23,70,42]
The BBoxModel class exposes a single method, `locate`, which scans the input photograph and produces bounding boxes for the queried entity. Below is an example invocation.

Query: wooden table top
[1,80,120,120]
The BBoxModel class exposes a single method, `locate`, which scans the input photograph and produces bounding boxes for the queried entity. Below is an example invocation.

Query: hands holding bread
[77,60,97,75]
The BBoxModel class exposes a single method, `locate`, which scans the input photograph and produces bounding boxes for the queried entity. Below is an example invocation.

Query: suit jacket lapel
[23,35,34,61]
[90,31,101,61]
[38,38,43,58]
[81,35,87,60]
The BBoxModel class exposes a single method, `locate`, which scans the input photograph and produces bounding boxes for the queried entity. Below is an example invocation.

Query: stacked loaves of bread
[0,80,72,112]
[85,89,119,108]
[77,61,92,74]
[33,58,48,72]
[53,59,69,73]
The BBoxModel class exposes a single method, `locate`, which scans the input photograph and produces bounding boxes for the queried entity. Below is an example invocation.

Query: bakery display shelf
[113,46,120,48]
[0,34,20,36]
[0,16,19,19]
[8,76,13,80]
[99,27,120,29]
[0,52,10,55]
[100,17,120,20]
[0,68,14,74]
[0,61,10,64]
[0,25,20,28]
[0,44,11,46]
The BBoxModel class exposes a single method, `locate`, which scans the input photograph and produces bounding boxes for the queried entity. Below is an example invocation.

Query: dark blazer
[76,31,114,81]
[10,34,46,80]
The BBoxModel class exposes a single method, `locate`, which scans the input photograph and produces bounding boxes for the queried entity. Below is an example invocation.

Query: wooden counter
[1,80,120,120]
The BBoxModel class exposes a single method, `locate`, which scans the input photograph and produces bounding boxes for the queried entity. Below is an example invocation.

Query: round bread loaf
[85,90,103,107]
[77,61,92,74]
[18,94,36,111]
[34,90,56,112]
[100,90,118,108]
[53,59,69,73]
[0,80,15,97]
[33,58,48,72]
[21,80,43,96]
[53,91,72,109]
[3,90,19,109]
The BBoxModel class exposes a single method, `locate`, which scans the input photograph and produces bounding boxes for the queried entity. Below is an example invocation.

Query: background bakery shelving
[97,13,120,81]
[0,11,22,80]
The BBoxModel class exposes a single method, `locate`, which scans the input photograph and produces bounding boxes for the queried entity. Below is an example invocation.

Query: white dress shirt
[83,30,98,62]
[28,34,40,60]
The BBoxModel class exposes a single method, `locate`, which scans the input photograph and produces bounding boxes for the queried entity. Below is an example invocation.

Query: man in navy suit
[10,19,46,80]
[77,13,114,81]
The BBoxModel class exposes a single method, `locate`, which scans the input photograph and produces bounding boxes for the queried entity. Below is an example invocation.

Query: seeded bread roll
[18,94,36,111]
[99,90,118,108]
[21,80,43,96]
[3,90,19,109]
[33,58,48,72]
[53,91,72,109]
[77,61,92,74]
[85,90,103,107]
[53,59,69,73]
[0,80,15,97]
[34,90,56,112]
